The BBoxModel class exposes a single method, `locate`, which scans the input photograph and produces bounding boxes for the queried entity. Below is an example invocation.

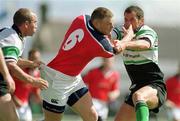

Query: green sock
[135,101,149,121]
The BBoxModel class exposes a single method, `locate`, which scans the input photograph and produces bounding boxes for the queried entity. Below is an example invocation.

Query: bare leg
[114,103,136,121]
[0,93,19,121]
[71,92,98,121]
[132,86,158,109]
[132,86,159,121]
[43,109,63,121]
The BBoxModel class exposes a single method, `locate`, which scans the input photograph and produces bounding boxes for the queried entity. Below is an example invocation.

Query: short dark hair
[13,8,34,26]
[124,6,144,19]
[91,7,113,21]
[28,48,39,58]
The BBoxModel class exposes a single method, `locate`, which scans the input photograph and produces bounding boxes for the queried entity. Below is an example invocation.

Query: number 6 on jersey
[63,29,84,51]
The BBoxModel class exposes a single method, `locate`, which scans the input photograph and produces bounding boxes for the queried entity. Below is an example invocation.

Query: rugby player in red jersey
[83,57,120,121]
[40,7,134,121]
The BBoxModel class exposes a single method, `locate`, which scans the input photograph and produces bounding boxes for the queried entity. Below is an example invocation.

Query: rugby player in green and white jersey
[0,8,48,121]
[113,6,167,121]
[0,48,18,121]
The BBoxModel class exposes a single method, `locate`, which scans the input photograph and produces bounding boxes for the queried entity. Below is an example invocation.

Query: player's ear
[140,18,144,24]
[24,20,30,28]
[92,19,100,30]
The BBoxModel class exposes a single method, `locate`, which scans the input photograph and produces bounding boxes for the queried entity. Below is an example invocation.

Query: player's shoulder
[0,27,21,46]
[142,25,155,30]
[111,27,123,40]
[0,27,18,40]
[0,27,16,36]
[71,15,90,28]
[136,25,157,37]
[140,25,157,34]
[75,15,90,21]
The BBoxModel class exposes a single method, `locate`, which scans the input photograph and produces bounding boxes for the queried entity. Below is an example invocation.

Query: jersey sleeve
[136,29,158,47]
[111,27,123,40]
[1,46,20,62]
[100,37,115,54]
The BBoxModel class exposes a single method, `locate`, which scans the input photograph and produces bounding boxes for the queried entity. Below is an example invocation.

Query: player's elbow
[6,61,18,72]
[141,44,150,49]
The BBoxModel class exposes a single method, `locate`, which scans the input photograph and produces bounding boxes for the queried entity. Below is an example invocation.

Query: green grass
[32,114,169,121]
[32,114,114,121]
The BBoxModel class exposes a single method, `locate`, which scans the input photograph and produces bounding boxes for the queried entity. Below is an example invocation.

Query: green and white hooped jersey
[0,28,24,62]
[112,25,158,65]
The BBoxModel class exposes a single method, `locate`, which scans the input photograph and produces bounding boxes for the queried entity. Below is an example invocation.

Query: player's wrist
[119,41,127,51]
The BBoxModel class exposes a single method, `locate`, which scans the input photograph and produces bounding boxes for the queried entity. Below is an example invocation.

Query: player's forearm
[0,49,11,77]
[125,40,150,50]
[7,61,34,84]
[17,58,34,68]
[121,32,133,42]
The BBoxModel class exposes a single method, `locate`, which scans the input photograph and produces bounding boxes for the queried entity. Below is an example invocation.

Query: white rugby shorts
[92,98,109,120]
[172,107,180,120]
[40,64,86,107]
[16,104,32,121]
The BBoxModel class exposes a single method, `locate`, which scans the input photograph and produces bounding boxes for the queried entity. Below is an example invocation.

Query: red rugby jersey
[48,15,114,76]
[83,67,120,102]
[166,75,180,107]
[13,68,40,104]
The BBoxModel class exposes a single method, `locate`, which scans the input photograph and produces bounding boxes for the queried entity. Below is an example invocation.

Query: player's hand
[122,25,135,41]
[32,77,49,90]
[4,74,15,93]
[113,40,127,54]
[127,25,135,39]
[122,26,127,36]
[32,60,45,68]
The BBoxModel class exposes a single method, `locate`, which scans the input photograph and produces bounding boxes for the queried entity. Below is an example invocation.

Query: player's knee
[114,116,122,121]
[87,108,98,121]
[92,110,99,121]
[7,114,19,121]
[132,91,145,103]
[0,93,12,102]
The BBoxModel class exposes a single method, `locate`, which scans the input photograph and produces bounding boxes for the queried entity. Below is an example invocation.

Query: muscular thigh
[43,109,63,121]
[0,94,19,121]
[133,85,158,109]
[40,65,87,112]
[115,103,136,121]
[71,92,95,115]
[16,104,32,121]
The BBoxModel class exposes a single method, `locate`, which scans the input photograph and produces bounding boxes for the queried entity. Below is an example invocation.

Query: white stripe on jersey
[123,25,158,65]
[0,28,24,62]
